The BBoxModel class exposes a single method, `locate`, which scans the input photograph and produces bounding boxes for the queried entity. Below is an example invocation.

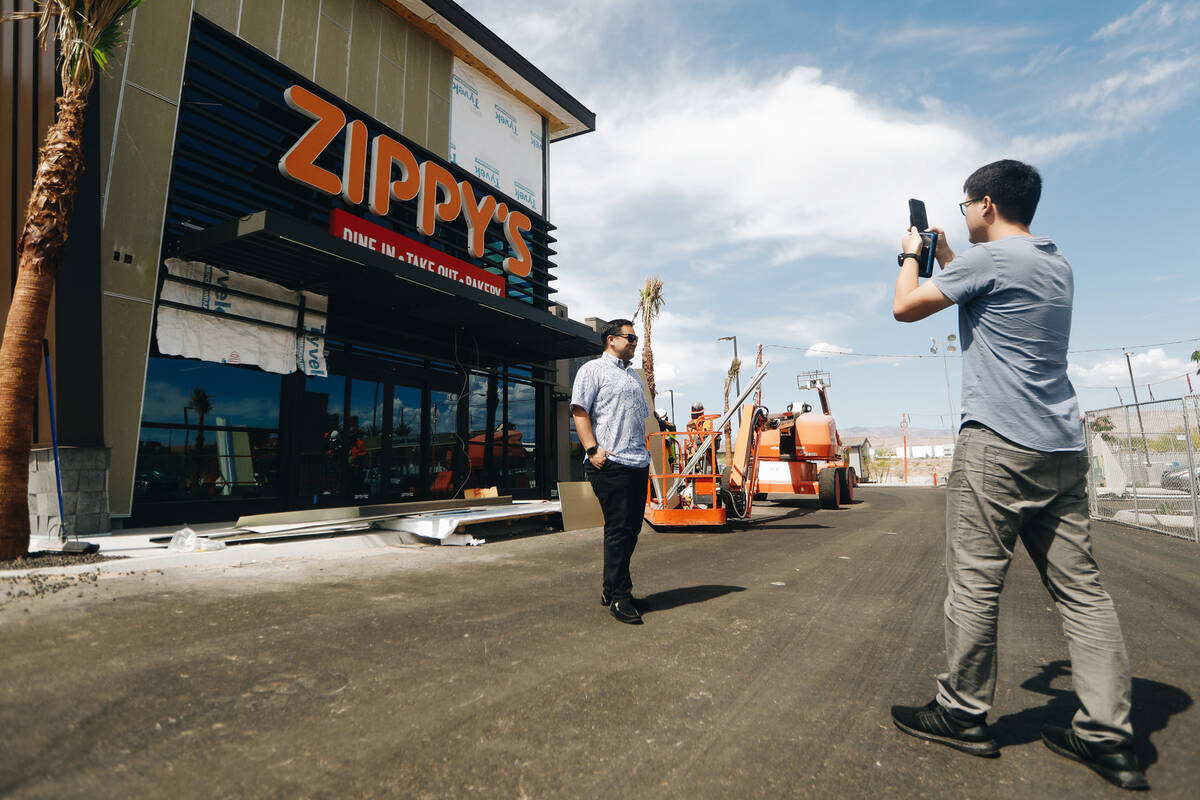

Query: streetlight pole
[666,388,676,425]
[930,334,958,445]
[718,335,740,396]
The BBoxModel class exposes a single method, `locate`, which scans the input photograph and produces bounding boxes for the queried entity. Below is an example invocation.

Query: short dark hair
[963,159,1042,227]
[601,318,634,344]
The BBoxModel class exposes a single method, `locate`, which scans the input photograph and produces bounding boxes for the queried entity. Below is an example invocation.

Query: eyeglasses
[611,333,638,343]
[959,198,982,216]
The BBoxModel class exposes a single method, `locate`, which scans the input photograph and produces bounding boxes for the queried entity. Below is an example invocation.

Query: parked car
[1159,462,1182,483]
[1160,466,1200,491]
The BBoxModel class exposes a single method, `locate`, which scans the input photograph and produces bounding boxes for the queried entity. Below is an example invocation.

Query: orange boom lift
[644,365,770,527]
[752,370,853,508]
[643,367,854,527]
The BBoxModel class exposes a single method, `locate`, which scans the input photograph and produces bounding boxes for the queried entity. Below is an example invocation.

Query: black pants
[585,461,649,602]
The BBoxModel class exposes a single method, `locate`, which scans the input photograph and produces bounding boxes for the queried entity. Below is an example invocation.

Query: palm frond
[3,1,146,89]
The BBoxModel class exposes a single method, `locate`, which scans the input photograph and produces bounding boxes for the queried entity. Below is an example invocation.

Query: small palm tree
[0,1,145,559]
[634,276,665,401]
[1191,350,1200,375]
[187,387,212,455]
[722,357,741,458]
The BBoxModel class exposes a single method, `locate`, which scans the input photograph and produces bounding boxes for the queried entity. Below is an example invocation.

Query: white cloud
[805,342,853,357]
[888,23,1042,55]
[1093,0,1157,40]
[1092,1,1200,40]
[1064,55,1200,122]
[1068,348,1192,387]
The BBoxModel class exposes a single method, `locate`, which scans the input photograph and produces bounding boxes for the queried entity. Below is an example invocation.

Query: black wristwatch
[585,445,598,457]
[897,252,921,267]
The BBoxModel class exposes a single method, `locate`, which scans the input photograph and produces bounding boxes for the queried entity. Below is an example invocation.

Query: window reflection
[462,373,539,496]
[141,357,281,428]
[298,375,345,504]
[347,379,387,501]
[135,357,282,503]
[504,379,536,491]
[429,389,460,497]
[135,427,278,500]
[391,384,423,498]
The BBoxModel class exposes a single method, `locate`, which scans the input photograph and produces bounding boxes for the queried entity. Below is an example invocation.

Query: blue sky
[469,0,1200,431]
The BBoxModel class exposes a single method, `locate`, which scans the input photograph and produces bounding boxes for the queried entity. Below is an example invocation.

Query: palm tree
[722,357,741,460]
[186,386,212,459]
[0,1,143,558]
[634,276,665,402]
[1191,350,1200,375]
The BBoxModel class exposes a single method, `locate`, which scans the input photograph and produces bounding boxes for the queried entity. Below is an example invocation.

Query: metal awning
[177,211,600,365]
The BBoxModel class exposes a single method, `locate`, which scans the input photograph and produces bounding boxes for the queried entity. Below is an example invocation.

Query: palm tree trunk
[641,319,656,402]
[0,86,88,559]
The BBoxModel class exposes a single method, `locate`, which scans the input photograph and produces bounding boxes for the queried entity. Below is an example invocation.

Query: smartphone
[907,198,938,278]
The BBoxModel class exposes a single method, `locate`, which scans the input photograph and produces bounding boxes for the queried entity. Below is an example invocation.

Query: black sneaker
[890,700,1000,757]
[610,600,643,624]
[1041,725,1148,790]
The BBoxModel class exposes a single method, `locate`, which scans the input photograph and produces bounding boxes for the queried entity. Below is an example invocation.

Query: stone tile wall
[28,447,112,538]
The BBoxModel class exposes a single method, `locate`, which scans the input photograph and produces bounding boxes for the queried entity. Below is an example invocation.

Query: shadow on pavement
[993,659,1192,767]
[641,584,746,614]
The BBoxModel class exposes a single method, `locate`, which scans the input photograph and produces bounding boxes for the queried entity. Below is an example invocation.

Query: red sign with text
[330,208,506,298]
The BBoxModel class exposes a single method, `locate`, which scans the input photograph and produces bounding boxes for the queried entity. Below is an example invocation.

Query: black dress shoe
[891,700,1000,757]
[610,600,643,624]
[602,589,644,610]
[1041,725,1148,790]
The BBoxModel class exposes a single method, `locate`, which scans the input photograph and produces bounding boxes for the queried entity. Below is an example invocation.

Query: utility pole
[901,413,910,485]
[930,335,957,444]
[1124,351,1152,471]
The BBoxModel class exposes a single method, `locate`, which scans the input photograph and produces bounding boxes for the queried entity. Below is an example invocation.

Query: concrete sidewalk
[12,521,431,576]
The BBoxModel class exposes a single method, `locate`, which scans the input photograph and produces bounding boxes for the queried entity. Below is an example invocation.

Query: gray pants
[936,423,1134,745]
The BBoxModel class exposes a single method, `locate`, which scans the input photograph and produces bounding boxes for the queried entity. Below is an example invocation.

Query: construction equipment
[753,370,853,508]
[644,365,770,527]
[644,367,854,528]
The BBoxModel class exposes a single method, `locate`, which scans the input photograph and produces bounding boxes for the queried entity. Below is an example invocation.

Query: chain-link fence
[1083,395,1200,542]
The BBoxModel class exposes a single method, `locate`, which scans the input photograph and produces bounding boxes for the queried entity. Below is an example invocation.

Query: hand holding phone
[907,199,939,278]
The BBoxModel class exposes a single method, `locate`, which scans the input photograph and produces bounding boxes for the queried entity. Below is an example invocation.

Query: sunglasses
[611,333,638,343]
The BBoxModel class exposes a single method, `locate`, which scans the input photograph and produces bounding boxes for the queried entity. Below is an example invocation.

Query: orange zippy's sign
[277,85,533,278]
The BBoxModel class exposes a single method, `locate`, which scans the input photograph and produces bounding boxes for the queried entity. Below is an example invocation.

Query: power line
[1069,336,1200,354]
[1074,370,1197,390]
[763,335,1200,361]
[762,344,942,359]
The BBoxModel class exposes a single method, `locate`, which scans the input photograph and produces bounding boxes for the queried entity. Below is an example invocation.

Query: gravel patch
[0,550,124,571]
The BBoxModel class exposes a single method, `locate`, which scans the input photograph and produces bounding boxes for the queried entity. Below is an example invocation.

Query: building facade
[2,0,598,530]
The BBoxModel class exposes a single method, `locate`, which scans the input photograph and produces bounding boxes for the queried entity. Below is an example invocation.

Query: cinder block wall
[28,447,111,538]
[99,0,453,519]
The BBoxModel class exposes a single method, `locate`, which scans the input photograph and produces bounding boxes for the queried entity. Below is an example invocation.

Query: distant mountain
[840,425,957,450]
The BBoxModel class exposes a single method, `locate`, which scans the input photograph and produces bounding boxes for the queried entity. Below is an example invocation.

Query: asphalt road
[1,487,1196,799]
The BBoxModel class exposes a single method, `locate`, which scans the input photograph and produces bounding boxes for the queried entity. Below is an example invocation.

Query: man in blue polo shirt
[888,160,1146,791]
[571,318,652,624]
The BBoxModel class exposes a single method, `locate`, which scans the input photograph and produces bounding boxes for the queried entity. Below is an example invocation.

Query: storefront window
[503,379,537,491]
[297,375,345,504]
[391,385,424,498]
[135,357,282,503]
[135,428,278,501]
[141,357,282,428]
[429,389,460,498]
[466,374,498,490]
[347,379,388,501]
